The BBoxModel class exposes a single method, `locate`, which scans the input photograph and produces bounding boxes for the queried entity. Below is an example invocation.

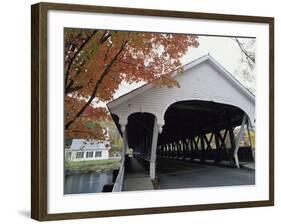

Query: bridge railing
[112,156,125,192]
[157,146,254,163]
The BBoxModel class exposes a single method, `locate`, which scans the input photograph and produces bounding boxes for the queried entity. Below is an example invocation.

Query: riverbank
[65,159,121,174]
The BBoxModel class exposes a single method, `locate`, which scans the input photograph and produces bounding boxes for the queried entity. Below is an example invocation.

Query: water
[64,171,113,194]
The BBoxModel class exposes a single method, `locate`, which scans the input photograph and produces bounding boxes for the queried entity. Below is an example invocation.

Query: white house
[65,139,110,161]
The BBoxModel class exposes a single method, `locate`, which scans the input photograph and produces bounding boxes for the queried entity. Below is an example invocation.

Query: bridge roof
[107,54,255,110]
[107,54,256,134]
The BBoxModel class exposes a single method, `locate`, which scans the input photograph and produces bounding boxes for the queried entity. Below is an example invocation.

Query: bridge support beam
[121,123,128,158]
[233,113,247,168]
[150,117,162,180]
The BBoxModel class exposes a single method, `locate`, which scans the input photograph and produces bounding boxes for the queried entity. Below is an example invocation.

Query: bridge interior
[112,100,255,191]
[123,101,253,164]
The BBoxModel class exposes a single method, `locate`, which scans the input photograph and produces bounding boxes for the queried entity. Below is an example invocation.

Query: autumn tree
[65,97,110,139]
[64,29,199,139]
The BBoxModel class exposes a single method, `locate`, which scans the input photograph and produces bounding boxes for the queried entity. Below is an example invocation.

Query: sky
[184,36,249,74]
[112,35,256,100]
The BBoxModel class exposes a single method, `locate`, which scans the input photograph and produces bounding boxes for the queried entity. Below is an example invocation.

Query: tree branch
[65,40,128,130]
[99,31,112,44]
[64,30,97,90]
[118,59,150,71]
[234,38,255,63]
[65,31,113,95]
[65,84,84,94]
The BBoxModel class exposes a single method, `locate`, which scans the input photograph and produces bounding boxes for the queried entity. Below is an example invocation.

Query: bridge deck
[155,158,255,190]
[123,157,154,191]
[122,157,254,191]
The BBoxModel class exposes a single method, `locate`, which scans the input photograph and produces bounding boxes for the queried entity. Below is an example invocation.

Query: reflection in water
[64,171,113,194]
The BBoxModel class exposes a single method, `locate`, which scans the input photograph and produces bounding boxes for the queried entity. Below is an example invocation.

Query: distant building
[65,139,110,161]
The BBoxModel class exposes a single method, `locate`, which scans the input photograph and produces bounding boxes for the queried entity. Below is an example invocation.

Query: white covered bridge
[107,54,255,191]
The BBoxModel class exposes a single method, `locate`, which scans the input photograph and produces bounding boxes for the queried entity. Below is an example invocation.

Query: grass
[65,159,121,174]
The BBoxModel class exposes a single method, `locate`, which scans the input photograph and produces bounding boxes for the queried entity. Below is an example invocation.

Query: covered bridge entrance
[108,55,255,191]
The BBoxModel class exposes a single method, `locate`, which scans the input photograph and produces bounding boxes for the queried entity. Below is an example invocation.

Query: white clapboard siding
[107,55,255,127]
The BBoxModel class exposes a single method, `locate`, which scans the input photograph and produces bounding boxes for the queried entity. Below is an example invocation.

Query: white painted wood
[112,125,128,192]
[112,157,125,192]
[122,127,128,157]
[234,114,247,168]
[65,139,110,161]
[107,55,255,128]
[150,116,159,180]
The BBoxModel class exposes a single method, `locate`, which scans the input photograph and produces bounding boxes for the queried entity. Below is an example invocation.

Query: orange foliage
[64,29,199,139]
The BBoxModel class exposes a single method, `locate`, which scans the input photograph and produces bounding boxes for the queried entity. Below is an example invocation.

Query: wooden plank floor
[123,157,154,191]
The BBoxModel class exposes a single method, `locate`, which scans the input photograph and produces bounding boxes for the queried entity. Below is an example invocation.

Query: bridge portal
[108,55,255,191]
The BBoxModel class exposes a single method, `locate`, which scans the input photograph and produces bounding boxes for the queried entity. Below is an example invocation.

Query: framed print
[31,2,274,221]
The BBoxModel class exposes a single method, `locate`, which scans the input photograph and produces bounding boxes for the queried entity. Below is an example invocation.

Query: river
[64,171,113,194]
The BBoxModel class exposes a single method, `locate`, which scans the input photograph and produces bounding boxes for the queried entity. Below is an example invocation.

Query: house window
[76,152,84,159]
[95,151,102,158]
[86,151,93,158]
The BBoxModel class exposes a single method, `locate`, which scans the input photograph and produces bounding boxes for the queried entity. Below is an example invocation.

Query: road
[155,158,255,190]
